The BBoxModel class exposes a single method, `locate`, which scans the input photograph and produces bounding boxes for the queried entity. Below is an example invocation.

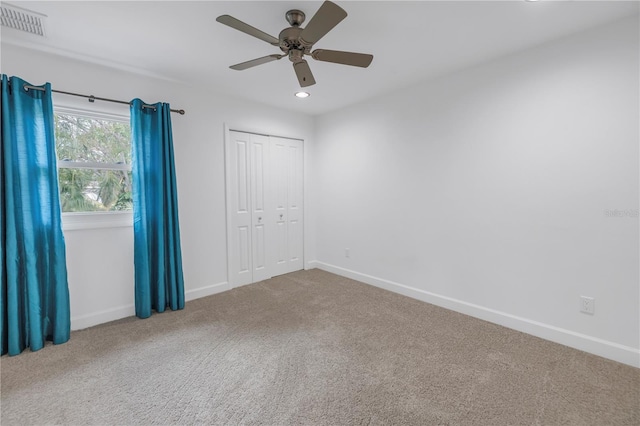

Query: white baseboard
[71,281,230,331]
[185,281,231,301]
[312,261,640,368]
[71,304,134,330]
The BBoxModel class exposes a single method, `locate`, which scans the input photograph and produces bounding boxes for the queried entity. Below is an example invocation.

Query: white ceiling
[2,1,638,115]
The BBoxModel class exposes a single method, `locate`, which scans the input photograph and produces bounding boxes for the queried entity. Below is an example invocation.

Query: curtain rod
[22,84,186,115]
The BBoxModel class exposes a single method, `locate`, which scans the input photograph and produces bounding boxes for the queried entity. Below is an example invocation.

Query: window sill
[62,211,133,231]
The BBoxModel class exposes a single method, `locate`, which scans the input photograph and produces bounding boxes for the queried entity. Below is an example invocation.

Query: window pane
[55,111,132,213]
[55,114,131,164]
[58,168,132,212]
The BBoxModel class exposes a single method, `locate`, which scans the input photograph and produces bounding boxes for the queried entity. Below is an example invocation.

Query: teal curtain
[1,75,70,356]
[130,99,184,319]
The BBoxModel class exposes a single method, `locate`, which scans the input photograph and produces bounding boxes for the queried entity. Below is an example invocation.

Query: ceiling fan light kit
[216,0,373,88]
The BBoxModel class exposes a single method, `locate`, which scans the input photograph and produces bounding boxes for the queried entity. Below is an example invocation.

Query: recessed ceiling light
[295,92,310,98]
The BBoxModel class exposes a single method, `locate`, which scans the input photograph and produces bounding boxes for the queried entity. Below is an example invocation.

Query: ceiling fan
[216,1,373,88]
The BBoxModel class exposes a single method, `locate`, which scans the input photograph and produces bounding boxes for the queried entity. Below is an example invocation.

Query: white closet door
[226,131,271,286]
[270,137,304,276]
[250,135,271,282]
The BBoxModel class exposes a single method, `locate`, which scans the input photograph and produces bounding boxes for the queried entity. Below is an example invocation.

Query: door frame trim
[223,123,305,288]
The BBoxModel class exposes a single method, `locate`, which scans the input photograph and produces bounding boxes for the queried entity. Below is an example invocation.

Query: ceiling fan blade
[216,15,279,45]
[300,1,347,46]
[230,55,284,70]
[312,49,373,68]
[293,60,316,87]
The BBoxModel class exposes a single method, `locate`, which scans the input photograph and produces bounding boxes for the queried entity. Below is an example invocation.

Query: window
[54,109,132,213]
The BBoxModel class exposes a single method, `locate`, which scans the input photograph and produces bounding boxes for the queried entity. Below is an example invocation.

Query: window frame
[54,106,134,231]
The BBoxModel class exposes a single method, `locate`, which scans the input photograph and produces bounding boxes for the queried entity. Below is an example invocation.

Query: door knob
[258,217,262,222]
[280,214,283,219]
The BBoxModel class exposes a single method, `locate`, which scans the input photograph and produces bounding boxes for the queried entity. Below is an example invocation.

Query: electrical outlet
[580,296,595,315]
[345,248,350,258]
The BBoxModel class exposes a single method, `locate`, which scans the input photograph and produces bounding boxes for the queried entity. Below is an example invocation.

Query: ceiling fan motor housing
[279,26,312,59]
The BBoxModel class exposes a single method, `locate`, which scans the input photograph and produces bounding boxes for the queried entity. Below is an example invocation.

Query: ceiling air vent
[1,3,47,36]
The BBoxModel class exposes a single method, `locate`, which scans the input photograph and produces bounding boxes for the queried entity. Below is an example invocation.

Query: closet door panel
[227,131,253,287]
[270,137,304,275]
[287,141,303,270]
[250,134,271,282]
[271,139,290,277]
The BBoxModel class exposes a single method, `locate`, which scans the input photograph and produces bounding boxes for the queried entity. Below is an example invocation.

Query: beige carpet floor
[1,269,638,425]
